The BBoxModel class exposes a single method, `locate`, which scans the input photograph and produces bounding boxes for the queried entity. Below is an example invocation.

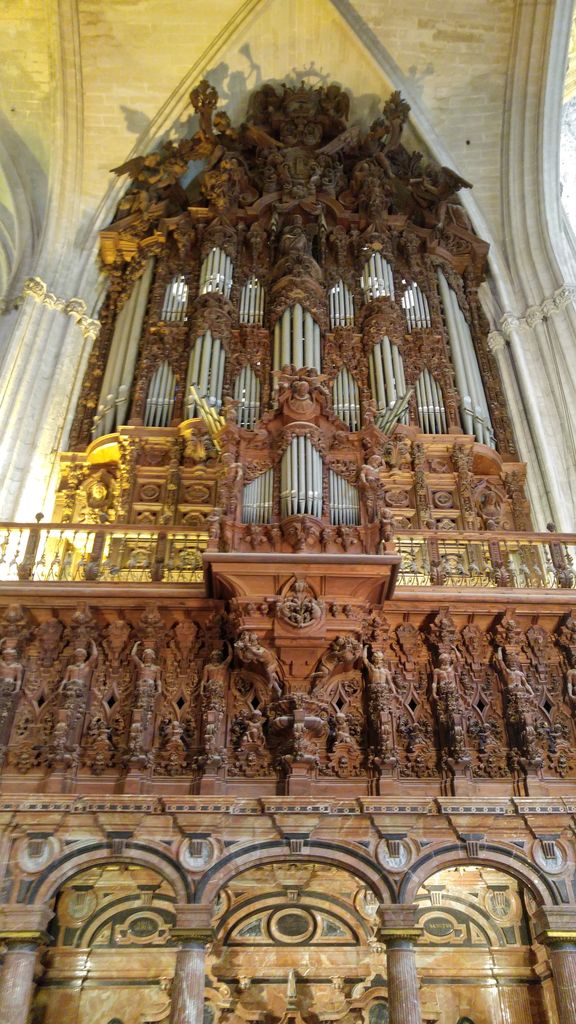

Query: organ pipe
[199,247,233,298]
[328,280,355,328]
[416,368,447,434]
[272,305,322,372]
[145,360,176,427]
[242,468,273,524]
[368,337,408,423]
[92,258,155,438]
[239,276,264,325]
[280,437,323,518]
[185,331,225,417]
[234,366,261,429]
[437,269,495,446]
[329,470,359,525]
[332,367,361,430]
[402,281,431,332]
[161,274,188,322]
[361,252,395,302]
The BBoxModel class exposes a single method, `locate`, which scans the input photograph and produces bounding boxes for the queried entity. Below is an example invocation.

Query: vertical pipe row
[361,253,395,302]
[272,307,323,373]
[199,248,233,298]
[437,269,495,446]
[329,471,360,525]
[93,258,155,438]
[186,332,226,417]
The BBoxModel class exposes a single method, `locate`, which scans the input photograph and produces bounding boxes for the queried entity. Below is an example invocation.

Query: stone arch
[24,840,192,907]
[196,839,394,906]
[398,841,560,907]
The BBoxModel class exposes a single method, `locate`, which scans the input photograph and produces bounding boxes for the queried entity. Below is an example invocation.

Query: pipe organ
[161,274,189,322]
[272,305,322,372]
[360,251,395,301]
[145,360,176,427]
[281,437,323,519]
[239,275,264,325]
[242,469,273,524]
[68,77,524,547]
[328,279,354,328]
[199,246,233,298]
[437,269,495,447]
[185,330,225,417]
[233,365,261,429]
[402,281,431,331]
[332,367,361,430]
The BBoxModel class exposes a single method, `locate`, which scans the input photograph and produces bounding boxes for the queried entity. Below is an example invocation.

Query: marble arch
[399,842,561,908]
[23,842,192,907]
[196,840,395,907]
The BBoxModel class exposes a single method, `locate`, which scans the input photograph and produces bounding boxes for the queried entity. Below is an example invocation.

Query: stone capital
[376,903,423,942]
[532,905,576,945]
[172,903,214,944]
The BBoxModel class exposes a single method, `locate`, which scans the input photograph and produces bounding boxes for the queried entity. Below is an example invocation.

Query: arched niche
[207,858,385,1023]
[32,862,176,1024]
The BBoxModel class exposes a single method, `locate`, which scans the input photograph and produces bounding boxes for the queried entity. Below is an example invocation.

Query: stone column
[170,904,214,1024]
[377,904,423,1024]
[533,905,576,1024]
[0,905,53,1024]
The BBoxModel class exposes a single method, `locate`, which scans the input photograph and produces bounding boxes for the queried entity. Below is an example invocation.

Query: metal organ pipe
[281,437,323,518]
[328,280,355,328]
[161,274,188,322]
[361,252,395,302]
[329,471,359,525]
[92,258,155,438]
[369,337,407,422]
[332,367,361,430]
[234,365,261,429]
[437,269,495,446]
[185,331,226,417]
[242,468,273,524]
[416,368,446,434]
[272,306,322,372]
[145,360,175,427]
[199,247,233,298]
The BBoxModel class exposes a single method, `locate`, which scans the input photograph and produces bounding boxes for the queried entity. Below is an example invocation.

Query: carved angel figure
[234,631,282,696]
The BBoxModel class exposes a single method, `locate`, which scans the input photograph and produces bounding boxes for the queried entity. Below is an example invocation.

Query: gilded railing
[0,521,207,584]
[395,530,576,589]
[0,522,574,590]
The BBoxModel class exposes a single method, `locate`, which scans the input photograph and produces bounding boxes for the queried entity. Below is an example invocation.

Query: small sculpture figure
[131,642,162,708]
[0,640,23,694]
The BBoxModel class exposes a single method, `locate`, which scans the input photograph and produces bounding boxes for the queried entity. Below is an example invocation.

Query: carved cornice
[23,276,101,341]
[498,284,576,340]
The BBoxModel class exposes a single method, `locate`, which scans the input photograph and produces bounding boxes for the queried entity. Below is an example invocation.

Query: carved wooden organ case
[24,79,575,800]
[64,79,526,540]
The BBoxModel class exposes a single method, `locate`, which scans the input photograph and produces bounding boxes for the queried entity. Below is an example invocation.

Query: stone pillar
[170,904,213,1024]
[377,904,423,1024]
[533,905,576,1024]
[0,905,53,1024]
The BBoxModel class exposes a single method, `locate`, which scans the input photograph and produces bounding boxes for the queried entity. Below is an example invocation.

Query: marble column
[377,904,423,1024]
[170,904,214,1024]
[0,905,53,1024]
[0,939,42,1024]
[533,905,576,1024]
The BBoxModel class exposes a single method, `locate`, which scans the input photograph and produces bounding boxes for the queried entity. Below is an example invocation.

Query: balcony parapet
[0,521,574,592]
